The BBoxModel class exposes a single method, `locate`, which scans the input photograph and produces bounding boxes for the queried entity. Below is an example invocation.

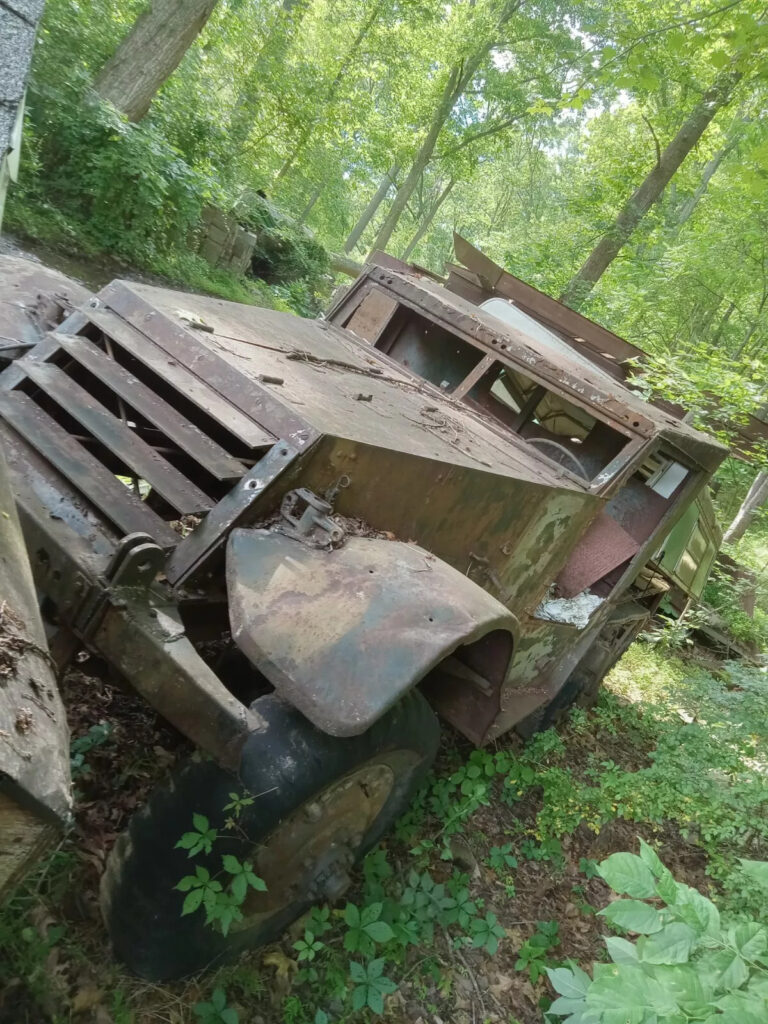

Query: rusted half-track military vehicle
[0,242,725,979]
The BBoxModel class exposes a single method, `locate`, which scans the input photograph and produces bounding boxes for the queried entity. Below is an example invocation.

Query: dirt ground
[0,646,728,1024]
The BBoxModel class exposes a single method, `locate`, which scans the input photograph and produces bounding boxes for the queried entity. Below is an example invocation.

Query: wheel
[100,690,439,980]
[515,672,587,739]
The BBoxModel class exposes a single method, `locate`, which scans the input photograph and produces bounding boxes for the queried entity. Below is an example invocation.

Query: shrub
[547,843,768,1024]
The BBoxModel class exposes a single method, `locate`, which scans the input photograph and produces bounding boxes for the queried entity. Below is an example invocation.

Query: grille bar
[0,389,177,546]
[52,333,246,482]
[22,361,213,516]
[81,305,275,450]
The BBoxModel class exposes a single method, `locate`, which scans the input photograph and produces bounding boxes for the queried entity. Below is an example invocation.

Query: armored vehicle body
[0,244,725,978]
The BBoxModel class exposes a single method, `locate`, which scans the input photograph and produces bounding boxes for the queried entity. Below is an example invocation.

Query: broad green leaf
[367,957,384,979]
[361,902,382,926]
[717,951,749,989]
[222,854,241,875]
[604,936,639,964]
[715,991,767,1024]
[344,903,360,927]
[587,963,670,1015]
[598,899,663,934]
[192,813,209,833]
[549,996,586,1015]
[561,1009,601,1024]
[182,889,204,916]
[231,873,247,903]
[365,920,395,943]
[547,966,590,999]
[598,854,657,898]
[599,1011,646,1024]
[732,921,767,959]
[348,960,366,983]
[655,872,679,906]
[651,963,708,1012]
[670,883,720,938]
[638,922,697,964]
[637,839,667,879]
[366,987,384,1014]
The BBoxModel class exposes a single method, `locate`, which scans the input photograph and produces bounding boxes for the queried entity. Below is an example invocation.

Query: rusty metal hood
[226,529,518,736]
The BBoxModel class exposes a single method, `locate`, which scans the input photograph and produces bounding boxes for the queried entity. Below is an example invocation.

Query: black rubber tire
[515,673,586,740]
[101,690,439,980]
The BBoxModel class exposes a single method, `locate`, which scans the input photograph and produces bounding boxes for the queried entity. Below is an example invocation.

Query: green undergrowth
[5,197,304,313]
[5,77,331,317]
[1,644,767,1023]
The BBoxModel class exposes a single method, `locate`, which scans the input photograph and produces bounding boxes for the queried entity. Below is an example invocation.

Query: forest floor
[0,222,317,315]
[1,642,767,1024]
[0,233,169,293]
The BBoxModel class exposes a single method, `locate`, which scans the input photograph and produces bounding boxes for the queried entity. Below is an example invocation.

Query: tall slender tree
[344,164,400,253]
[559,69,741,309]
[368,0,527,257]
[275,2,386,182]
[401,178,455,260]
[724,470,768,543]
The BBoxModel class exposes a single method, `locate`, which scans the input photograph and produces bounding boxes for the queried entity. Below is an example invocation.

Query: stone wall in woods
[197,206,258,273]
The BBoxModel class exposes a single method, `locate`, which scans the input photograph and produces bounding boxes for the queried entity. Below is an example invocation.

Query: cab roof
[351,264,727,475]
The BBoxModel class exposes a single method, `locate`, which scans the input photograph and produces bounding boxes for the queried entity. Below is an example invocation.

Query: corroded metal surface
[227,531,518,736]
[328,265,726,474]
[0,241,730,770]
[0,257,90,355]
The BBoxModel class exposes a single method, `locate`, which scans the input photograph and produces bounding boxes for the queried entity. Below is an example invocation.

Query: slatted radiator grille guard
[0,308,273,549]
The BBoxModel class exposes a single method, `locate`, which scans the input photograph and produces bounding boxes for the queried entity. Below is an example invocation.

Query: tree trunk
[297,186,322,225]
[560,70,741,309]
[674,139,736,229]
[710,299,736,347]
[367,0,520,257]
[0,445,71,895]
[736,288,768,357]
[724,471,768,544]
[275,2,384,182]
[344,163,400,253]
[367,64,466,257]
[229,0,311,149]
[400,178,455,260]
[95,0,219,122]
[330,252,363,278]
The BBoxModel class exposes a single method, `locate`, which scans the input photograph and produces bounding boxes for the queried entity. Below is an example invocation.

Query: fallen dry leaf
[70,985,104,1014]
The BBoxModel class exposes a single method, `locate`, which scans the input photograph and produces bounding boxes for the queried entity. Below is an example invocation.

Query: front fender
[226,529,517,736]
